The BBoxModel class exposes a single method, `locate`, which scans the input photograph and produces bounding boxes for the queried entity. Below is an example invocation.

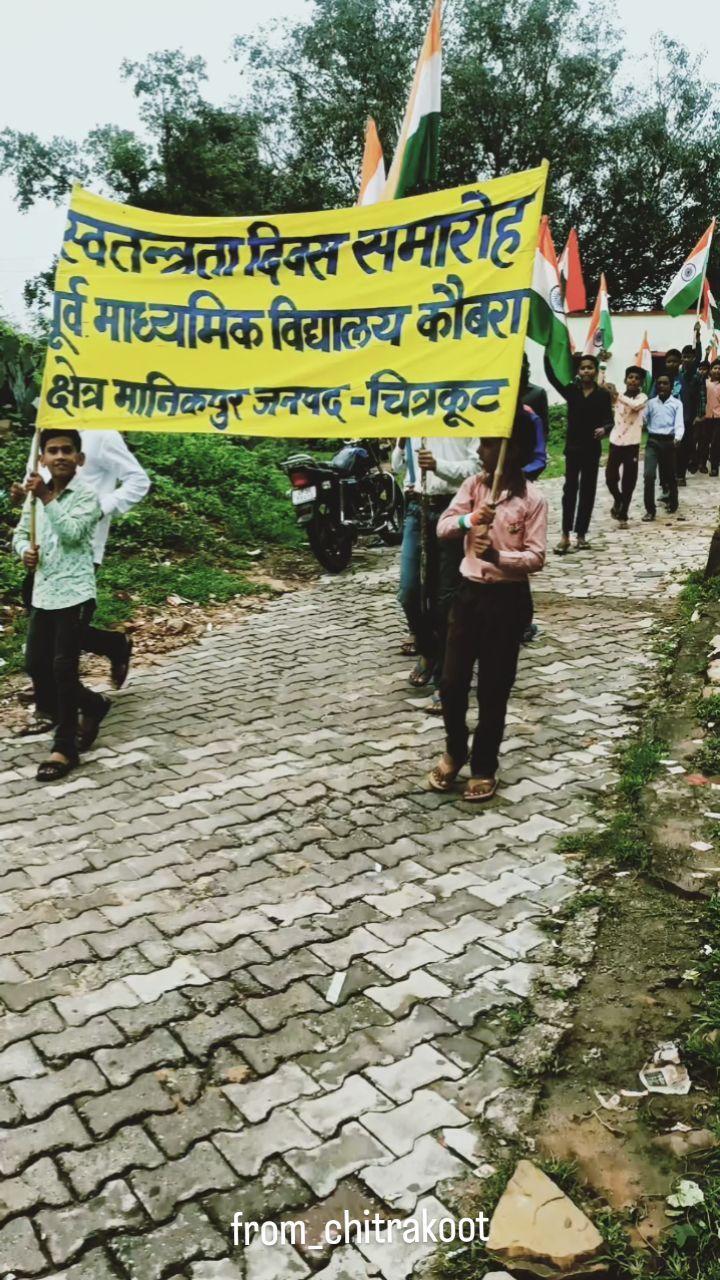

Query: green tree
[568,36,720,308]
[0,50,274,221]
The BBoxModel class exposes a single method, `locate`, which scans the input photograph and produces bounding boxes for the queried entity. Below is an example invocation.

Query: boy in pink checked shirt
[427,425,548,803]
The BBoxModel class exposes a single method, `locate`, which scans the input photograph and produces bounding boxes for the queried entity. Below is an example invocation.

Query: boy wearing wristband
[427,422,547,802]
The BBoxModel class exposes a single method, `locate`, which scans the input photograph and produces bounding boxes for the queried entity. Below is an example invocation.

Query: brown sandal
[462,776,498,803]
[409,658,433,687]
[427,755,466,792]
[400,637,418,656]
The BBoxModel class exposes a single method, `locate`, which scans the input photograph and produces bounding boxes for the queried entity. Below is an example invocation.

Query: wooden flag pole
[28,429,40,554]
[490,437,509,506]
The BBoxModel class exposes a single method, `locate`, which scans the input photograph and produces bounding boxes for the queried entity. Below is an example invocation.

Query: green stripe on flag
[528,293,574,385]
[665,275,703,317]
[394,112,440,199]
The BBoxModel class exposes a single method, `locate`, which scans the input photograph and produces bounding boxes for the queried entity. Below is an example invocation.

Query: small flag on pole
[635,331,653,394]
[383,0,441,200]
[662,221,716,317]
[558,227,587,312]
[583,274,613,356]
[527,216,574,385]
[357,118,386,207]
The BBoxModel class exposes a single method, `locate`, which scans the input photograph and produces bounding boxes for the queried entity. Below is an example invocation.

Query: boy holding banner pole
[427,414,546,802]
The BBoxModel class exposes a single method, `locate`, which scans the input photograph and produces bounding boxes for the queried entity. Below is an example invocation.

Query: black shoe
[642,512,655,522]
[522,623,539,644]
[699,466,709,474]
[111,635,133,690]
[76,697,112,753]
[610,502,620,519]
[666,506,678,515]
[712,471,719,478]
[678,477,687,487]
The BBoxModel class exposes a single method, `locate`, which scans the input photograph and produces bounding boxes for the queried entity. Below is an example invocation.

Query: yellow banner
[38,164,547,438]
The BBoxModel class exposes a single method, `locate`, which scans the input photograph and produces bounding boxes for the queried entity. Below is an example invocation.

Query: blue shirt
[644,395,685,443]
[521,407,548,477]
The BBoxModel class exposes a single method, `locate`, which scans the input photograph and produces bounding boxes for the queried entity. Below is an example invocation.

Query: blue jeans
[398,500,464,683]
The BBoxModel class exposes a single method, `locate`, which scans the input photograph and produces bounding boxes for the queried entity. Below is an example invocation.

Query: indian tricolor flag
[583,274,613,356]
[383,0,441,200]
[663,221,716,317]
[635,331,653,394]
[527,216,574,385]
[357,118,386,207]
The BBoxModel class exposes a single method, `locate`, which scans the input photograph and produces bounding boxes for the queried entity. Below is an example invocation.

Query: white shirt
[27,430,150,564]
[391,437,481,496]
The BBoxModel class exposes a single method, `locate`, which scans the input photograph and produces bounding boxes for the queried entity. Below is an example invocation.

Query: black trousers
[676,422,696,480]
[22,570,126,664]
[26,601,107,759]
[562,446,601,537]
[696,421,720,472]
[398,499,464,683]
[644,435,677,515]
[605,443,639,520]
[440,579,532,777]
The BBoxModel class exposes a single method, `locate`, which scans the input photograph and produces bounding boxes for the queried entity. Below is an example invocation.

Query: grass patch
[497,1000,534,1036]
[554,734,665,873]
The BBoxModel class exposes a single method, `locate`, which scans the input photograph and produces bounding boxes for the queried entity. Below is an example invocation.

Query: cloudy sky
[0,0,710,324]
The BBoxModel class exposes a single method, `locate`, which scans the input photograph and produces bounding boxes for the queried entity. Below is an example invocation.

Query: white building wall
[527,312,707,404]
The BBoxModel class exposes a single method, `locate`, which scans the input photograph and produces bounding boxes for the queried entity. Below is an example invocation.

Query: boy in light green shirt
[13,428,111,782]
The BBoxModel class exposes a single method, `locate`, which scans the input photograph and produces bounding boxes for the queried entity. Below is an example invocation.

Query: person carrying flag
[544,353,613,553]
[605,366,648,528]
[696,358,720,475]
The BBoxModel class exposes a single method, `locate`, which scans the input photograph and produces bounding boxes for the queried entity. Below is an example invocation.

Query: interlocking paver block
[223,1063,321,1123]
[294,1074,392,1137]
[111,1204,226,1279]
[284,1121,393,1198]
[94,1027,185,1086]
[130,1140,236,1220]
[356,1195,451,1278]
[124,957,211,1002]
[148,1090,241,1158]
[213,1107,320,1177]
[0,1156,69,1225]
[359,1088,468,1156]
[11,1058,106,1119]
[0,1105,92,1176]
[0,1216,47,1275]
[59,1125,165,1197]
[245,1236,311,1278]
[37,1178,145,1265]
[0,1038,45,1084]
[360,1133,467,1210]
[365,1044,462,1103]
[78,1071,176,1139]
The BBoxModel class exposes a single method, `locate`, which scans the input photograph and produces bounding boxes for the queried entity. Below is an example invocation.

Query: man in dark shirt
[544,353,613,553]
[521,354,549,438]
[677,330,706,480]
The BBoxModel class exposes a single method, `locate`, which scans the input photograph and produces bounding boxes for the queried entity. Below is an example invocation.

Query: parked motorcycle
[283,438,404,572]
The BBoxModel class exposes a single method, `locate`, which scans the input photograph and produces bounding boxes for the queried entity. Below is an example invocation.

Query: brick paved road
[0,473,716,1279]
